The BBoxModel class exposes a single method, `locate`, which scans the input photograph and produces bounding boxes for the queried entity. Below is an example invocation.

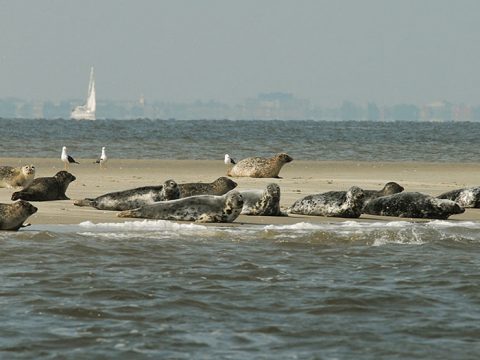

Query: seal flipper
[73,198,95,207]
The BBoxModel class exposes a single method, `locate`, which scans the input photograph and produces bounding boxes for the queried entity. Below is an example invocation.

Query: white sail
[71,67,96,120]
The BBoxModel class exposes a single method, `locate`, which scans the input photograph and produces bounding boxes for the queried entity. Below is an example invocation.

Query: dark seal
[178,177,237,198]
[0,200,38,230]
[73,179,180,211]
[363,192,465,219]
[288,186,365,218]
[11,171,76,201]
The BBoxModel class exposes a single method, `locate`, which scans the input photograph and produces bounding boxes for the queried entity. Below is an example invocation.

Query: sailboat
[71,67,96,120]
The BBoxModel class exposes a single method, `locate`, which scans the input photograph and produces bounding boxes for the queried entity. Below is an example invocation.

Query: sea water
[1,119,480,359]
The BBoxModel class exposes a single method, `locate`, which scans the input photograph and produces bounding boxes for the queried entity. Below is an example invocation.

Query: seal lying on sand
[362,182,405,207]
[227,153,293,178]
[0,201,37,230]
[363,192,464,219]
[178,177,237,198]
[11,171,76,201]
[118,190,244,223]
[240,183,284,216]
[74,179,180,211]
[437,187,480,208]
[288,186,365,218]
[0,165,35,189]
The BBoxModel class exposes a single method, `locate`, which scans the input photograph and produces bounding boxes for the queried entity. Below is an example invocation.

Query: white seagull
[61,146,79,170]
[224,154,236,165]
[95,146,108,168]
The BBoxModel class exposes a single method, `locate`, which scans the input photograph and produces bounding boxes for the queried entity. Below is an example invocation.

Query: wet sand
[1,157,480,226]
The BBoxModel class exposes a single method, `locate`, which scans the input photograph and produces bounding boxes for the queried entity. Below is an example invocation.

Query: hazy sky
[1,0,480,106]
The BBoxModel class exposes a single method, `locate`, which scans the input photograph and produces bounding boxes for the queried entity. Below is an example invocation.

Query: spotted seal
[178,177,237,198]
[288,186,365,218]
[363,192,464,219]
[436,187,480,208]
[240,183,284,216]
[73,179,180,211]
[0,201,38,230]
[118,190,244,223]
[227,153,293,178]
[0,165,35,189]
[11,171,76,201]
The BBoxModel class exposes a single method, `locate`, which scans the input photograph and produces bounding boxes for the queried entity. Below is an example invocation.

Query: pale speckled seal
[227,153,293,178]
[363,192,464,219]
[240,183,284,216]
[178,177,237,198]
[437,187,480,208]
[0,200,37,230]
[0,165,35,189]
[11,171,76,201]
[288,186,365,218]
[118,190,244,223]
[73,179,180,211]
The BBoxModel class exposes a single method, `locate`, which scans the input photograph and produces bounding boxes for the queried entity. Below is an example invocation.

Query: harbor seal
[227,153,293,178]
[288,186,365,218]
[73,179,180,211]
[11,171,76,201]
[0,165,35,189]
[0,201,37,230]
[178,177,237,198]
[437,187,480,208]
[363,192,465,219]
[240,183,284,216]
[362,181,405,207]
[117,190,244,223]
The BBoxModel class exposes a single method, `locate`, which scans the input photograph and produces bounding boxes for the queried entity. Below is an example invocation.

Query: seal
[178,177,237,198]
[0,165,35,189]
[240,183,284,216]
[0,200,38,230]
[227,153,293,178]
[73,179,180,211]
[117,190,244,223]
[11,171,76,201]
[362,181,404,208]
[437,187,480,208]
[288,186,365,218]
[362,192,465,219]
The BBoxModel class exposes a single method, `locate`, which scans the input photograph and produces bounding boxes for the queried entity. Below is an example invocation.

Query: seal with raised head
[11,171,76,201]
[240,183,284,216]
[437,187,480,208]
[363,192,464,219]
[362,181,404,207]
[288,186,365,218]
[73,179,180,211]
[118,190,244,223]
[178,177,237,198]
[227,153,293,178]
[0,200,38,230]
[0,165,35,189]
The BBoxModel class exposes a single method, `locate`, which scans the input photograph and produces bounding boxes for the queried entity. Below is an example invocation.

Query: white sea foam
[78,219,207,231]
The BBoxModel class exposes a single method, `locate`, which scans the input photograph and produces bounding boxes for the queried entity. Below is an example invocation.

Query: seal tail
[73,198,95,207]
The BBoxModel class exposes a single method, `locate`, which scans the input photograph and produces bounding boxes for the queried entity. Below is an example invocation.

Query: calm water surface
[1,119,480,359]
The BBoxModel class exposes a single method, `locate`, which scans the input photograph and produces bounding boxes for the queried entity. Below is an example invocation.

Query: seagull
[224,154,236,165]
[61,146,79,170]
[94,146,108,168]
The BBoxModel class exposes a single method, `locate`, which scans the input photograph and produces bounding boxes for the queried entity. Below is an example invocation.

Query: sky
[1,0,480,106]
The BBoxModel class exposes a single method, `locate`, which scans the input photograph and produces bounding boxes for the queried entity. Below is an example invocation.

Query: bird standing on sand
[61,146,79,170]
[224,154,236,165]
[95,146,108,168]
